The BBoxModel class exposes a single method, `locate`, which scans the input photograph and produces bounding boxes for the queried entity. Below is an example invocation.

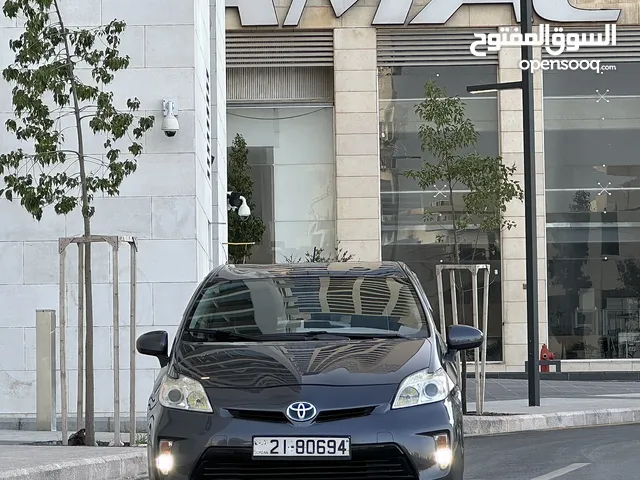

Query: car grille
[191,444,418,480]
[226,406,375,424]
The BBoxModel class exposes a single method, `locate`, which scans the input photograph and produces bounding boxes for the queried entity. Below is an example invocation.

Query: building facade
[225,0,640,374]
[0,0,228,420]
[1,0,640,422]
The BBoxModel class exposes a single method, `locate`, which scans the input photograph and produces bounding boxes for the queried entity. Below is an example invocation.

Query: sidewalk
[0,444,145,480]
[464,395,640,436]
[2,388,640,479]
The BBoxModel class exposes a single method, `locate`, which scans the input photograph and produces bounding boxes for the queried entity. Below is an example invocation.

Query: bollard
[35,310,57,431]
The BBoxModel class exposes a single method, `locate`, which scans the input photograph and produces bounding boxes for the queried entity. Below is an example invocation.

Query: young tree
[405,80,523,413]
[0,0,155,445]
[283,242,356,263]
[227,133,266,264]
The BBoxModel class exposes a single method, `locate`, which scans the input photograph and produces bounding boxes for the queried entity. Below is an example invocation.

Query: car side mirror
[444,325,484,361]
[136,330,170,368]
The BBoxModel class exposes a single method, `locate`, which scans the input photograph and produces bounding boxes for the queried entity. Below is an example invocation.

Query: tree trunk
[54,0,96,446]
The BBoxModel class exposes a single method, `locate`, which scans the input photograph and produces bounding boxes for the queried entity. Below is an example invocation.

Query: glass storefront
[227,106,336,263]
[544,62,640,359]
[378,64,504,361]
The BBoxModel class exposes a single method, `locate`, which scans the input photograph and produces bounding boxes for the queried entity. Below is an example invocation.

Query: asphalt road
[135,424,640,480]
[465,423,640,479]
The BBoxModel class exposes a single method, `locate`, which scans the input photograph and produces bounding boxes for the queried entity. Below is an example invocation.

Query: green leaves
[405,80,523,235]
[0,0,155,221]
[227,133,266,264]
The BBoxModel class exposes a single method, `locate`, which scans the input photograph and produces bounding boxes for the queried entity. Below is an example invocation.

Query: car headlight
[392,368,454,409]
[159,374,213,412]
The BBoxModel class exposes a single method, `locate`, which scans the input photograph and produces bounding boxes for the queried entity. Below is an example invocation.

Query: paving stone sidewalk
[466,378,640,402]
[0,444,145,480]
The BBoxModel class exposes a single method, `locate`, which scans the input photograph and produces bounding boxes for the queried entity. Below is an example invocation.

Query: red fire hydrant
[540,344,555,372]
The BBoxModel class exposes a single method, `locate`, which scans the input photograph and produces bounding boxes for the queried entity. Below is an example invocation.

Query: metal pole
[449,270,461,386]
[480,268,490,414]
[521,0,540,406]
[77,243,84,430]
[112,243,121,446]
[129,242,137,446]
[59,246,68,445]
[471,270,481,413]
[436,267,446,336]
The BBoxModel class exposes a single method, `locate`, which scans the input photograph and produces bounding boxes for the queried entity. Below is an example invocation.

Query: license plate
[252,436,351,458]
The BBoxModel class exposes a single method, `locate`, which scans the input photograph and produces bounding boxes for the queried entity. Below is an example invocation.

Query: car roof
[204,261,409,282]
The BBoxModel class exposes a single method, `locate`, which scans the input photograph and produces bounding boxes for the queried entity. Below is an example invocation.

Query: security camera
[238,197,251,220]
[228,191,251,220]
[162,99,179,137]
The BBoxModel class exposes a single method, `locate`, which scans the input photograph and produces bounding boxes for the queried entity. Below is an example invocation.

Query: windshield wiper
[184,328,416,343]
[184,328,351,342]
[185,328,262,342]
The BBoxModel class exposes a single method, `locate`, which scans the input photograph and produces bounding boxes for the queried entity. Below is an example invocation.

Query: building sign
[226,0,621,27]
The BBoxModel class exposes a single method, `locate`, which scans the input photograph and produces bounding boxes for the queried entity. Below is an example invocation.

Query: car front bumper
[147,394,464,480]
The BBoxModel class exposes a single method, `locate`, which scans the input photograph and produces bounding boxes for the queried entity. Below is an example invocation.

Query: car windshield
[182,275,430,341]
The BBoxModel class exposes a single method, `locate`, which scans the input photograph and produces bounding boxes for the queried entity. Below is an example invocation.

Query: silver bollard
[35,309,57,431]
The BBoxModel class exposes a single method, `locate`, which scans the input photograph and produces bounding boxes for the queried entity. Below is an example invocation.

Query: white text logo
[519,59,616,74]
[470,24,616,57]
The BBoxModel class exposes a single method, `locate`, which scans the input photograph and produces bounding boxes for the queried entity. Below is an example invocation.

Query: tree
[404,80,523,413]
[227,133,266,264]
[0,0,155,445]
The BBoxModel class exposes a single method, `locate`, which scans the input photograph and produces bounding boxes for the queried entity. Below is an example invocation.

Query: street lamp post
[466,0,541,407]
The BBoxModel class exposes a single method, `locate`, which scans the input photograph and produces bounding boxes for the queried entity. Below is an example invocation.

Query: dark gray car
[136,261,483,480]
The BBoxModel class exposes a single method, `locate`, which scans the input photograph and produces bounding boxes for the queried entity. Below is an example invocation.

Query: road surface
[465,423,640,479]
[134,424,640,480]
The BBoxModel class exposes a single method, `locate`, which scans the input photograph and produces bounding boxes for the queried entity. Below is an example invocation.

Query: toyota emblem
[286,401,318,422]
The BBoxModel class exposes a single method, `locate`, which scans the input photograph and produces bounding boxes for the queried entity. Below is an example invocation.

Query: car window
[183,275,430,338]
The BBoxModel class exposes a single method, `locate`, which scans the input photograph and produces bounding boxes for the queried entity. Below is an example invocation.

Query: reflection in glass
[186,276,430,337]
[544,63,640,359]
[227,107,336,263]
[379,65,504,361]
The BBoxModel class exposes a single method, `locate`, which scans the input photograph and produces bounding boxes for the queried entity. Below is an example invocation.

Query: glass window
[379,65,503,361]
[184,276,430,337]
[544,62,640,359]
[227,107,336,263]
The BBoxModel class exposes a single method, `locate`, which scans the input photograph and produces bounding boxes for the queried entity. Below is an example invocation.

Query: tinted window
[184,275,430,337]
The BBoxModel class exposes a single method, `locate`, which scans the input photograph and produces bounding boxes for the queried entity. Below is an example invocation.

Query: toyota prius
[136,261,483,480]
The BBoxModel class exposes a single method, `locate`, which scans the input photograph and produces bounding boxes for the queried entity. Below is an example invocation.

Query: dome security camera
[162,99,180,137]
[238,197,251,220]
[228,191,251,220]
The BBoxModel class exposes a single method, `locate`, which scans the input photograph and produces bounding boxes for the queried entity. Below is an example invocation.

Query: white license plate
[252,436,351,458]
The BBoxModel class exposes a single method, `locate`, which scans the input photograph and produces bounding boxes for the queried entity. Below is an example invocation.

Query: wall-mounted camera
[162,99,180,137]
[227,191,251,221]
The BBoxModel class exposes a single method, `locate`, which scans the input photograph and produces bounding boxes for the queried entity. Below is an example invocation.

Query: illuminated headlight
[156,439,174,475]
[434,433,452,470]
[159,374,213,412]
[391,369,454,409]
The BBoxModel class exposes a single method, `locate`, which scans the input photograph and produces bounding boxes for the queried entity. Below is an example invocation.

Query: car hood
[171,337,433,388]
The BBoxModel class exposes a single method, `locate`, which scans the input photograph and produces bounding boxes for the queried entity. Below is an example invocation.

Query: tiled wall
[0,0,218,416]
[497,44,548,371]
[333,27,381,262]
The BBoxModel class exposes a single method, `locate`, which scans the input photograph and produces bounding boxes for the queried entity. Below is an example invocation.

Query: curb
[0,450,146,480]
[463,407,640,436]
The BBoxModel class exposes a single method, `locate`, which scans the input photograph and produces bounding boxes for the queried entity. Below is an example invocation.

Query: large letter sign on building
[226,0,621,27]
[413,0,620,24]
